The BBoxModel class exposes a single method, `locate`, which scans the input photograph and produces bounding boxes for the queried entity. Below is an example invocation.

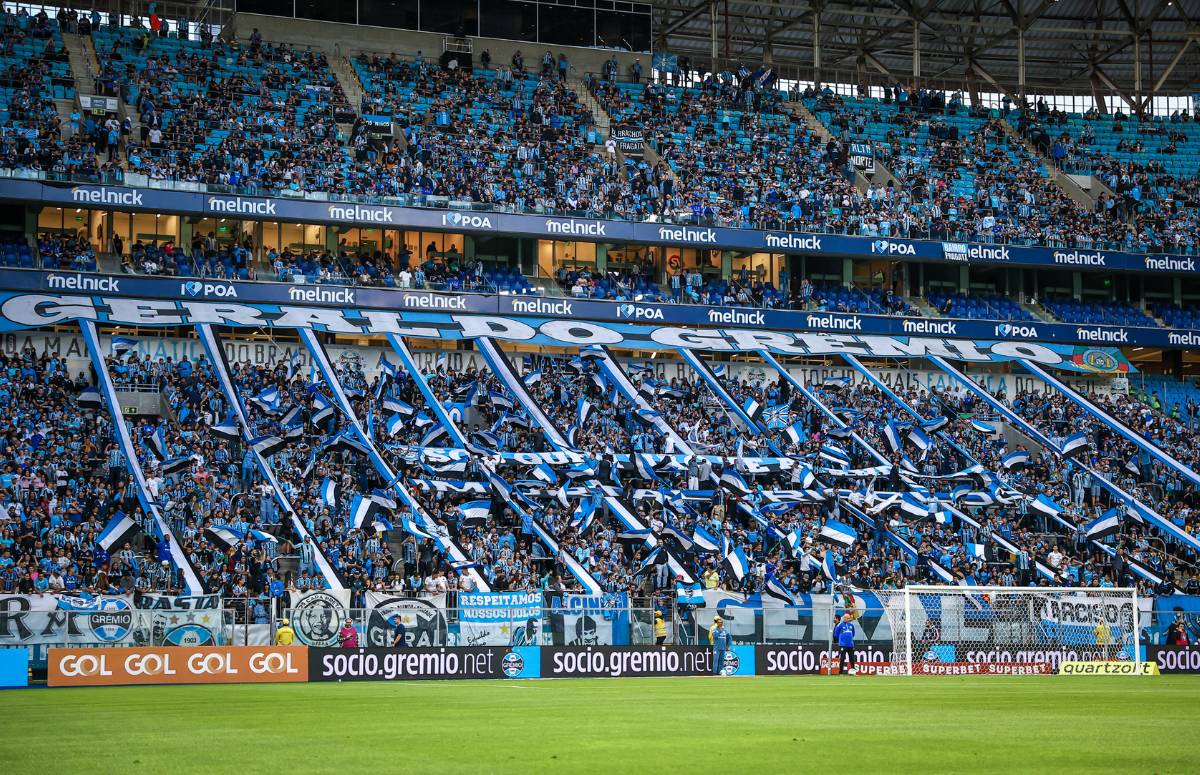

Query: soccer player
[710,616,733,676]
[833,613,857,675]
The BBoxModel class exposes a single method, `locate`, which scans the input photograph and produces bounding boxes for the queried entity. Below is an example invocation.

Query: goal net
[875,586,1139,675]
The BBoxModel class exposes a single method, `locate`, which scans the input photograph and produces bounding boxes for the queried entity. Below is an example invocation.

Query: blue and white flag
[821,550,837,581]
[692,524,721,553]
[784,420,807,446]
[1030,493,1064,518]
[965,542,988,560]
[319,477,339,507]
[160,456,193,475]
[764,574,796,606]
[146,427,168,460]
[907,426,932,455]
[785,528,804,557]
[251,434,286,458]
[819,443,851,467]
[921,415,950,434]
[251,386,282,414]
[457,500,491,525]
[741,396,763,421]
[719,468,751,496]
[970,419,996,435]
[523,370,542,387]
[96,510,140,552]
[385,414,406,437]
[883,421,904,453]
[311,393,335,425]
[382,397,415,417]
[818,519,857,548]
[1085,508,1121,541]
[676,582,705,606]
[723,544,749,581]
[1001,449,1030,470]
[111,336,139,355]
[77,386,103,409]
[762,404,791,429]
[1061,432,1091,459]
[577,396,592,427]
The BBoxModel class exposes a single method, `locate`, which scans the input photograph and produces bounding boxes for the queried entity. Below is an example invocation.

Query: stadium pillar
[958,264,968,294]
[1072,272,1082,301]
[911,19,920,86]
[1016,27,1025,103]
[842,257,852,288]
[596,244,608,274]
[709,0,718,71]
[1163,349,1183,381]
[179,218,193,257]
[812,4,822,87]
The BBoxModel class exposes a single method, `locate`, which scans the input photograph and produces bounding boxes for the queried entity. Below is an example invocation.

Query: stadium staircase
[60,33,97,137]
[998,117,1099,210]
[330,55,365,139]
[788,99,901,193]
[572,77,611,141]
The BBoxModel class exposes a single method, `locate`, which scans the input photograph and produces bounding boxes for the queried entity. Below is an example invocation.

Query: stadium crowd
[1,337,1196,612]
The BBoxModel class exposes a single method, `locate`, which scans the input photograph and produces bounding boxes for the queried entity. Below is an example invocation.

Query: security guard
[654,611,667,645]
[274,617,296,646]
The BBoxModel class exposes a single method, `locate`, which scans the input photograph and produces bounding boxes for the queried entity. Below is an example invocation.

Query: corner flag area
[3,676,1195,773]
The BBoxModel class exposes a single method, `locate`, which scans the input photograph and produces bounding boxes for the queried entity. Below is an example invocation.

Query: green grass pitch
[2,676,1196,773]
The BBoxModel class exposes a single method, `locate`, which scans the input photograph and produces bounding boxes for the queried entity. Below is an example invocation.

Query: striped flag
[382,397,415,416]
[1001,450,1030,470]
[1085,508,1121,541]
[723,544,749,581]
[1030,494,1064,518]
[764,574,797,606]
[111,336,139,355]
[970,419,996,434]
[319,477,339,507]
[821,550,838,581]
[719,469,751,496]
[251,435,287,458]
[785,529,804,557]
[96,510,140,552]
[921,415,950,433]
[1060,432,1091,459]
[818,519,857,548]
[692,524,721,553]
[77,386,103,409]
[965,542,988,560]
[456,500,491,526]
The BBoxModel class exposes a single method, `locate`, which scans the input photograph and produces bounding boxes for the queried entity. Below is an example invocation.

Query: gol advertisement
[48,646,308,687]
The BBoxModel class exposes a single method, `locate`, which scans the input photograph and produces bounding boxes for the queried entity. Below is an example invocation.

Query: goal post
[877,586,1140,675]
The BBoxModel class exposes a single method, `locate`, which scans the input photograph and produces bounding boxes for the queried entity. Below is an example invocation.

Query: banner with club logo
[457,592,543,646]
[0,594,138,645]
[132,592,226,646]
[309,646,540,681]
[363,592,448,648]
[286,589,352,647]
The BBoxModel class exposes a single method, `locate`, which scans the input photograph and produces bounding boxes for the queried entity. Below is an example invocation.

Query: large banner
[848,142,876,175]
[309,646,540,681]
[610,126,645,157]
[0,594,138,646]
[287,589,352,647]
[690,589,892,646]
[364,591,448,648]
[133,592,226,646]
[0,286,1147,366]
[544,592,631,646]
[540,645,756,677]
[48,645,307,687]
[458,592,543,646]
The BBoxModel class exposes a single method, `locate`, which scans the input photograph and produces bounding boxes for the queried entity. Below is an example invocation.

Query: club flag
[965,542,988,560]
[77,386,103,409]
[634,547,666,575]
[111,336,139,355]
[762,404,791,429]
[1124,457,1141,476]
[96,510,140,552]
[1001,450,1030,470]
[435,352,447,372]
[970,419,996,434]
[764,574,797,606]
[320,477,339,507]
[907,426,932,454]
[819,443,851,467]
[457,500,491,526]
[1085,508,1121,541]
[723,544,749,582]
[676,582,705,606]
[821,550,837,581]
[251,434,286,458]
[660,520,695,552]
[577,396,592,427]
[741,396,763,422]
[1060,432,1091,459]
[383,397,415,417]
[692,524,721,553]
[785,420,806,446]
[899,492,929,518]
[378,355,400,383]
[311,393,335,425]
[785,529,804,558]
[251,386,282,414]
[883,421,904,453]
[818,519,857,548]
[719,468,751,496]
[532,463,557,484]
[286,349,302,381]
[711,363,727,378]
[160,456,193,475]
[205,524,244,548]
[921,416,949,434]
[146,427,168,460]
[384,414,406,437]
[1030,493,1064,518]
[421,426,447,447]
[823,376,851,388]
[523,370,542,387]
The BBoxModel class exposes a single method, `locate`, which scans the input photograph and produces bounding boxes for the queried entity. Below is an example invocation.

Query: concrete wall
[228,12,643,79]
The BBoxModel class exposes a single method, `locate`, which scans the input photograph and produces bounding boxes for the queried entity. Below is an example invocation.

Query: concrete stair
[63,32,97,96]
[998,118,1098,209]
[789,99,900,193]
[1022,301,1055,323]
[570,77,610,139]
[331,54,365,119]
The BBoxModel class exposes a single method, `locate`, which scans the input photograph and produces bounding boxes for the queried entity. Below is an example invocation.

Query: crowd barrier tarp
[0,288,1144,371]
[0,594,138,646]
[690,589,893,646]
[543,592,632,646]
[0,648,28,687]
[309,646,541,681]
[458,591,544,646]
[540,644,756,678]
[363,591,449,648]
[286,589,352,647]
[1146,645,1200,673]
[47,645,308,687]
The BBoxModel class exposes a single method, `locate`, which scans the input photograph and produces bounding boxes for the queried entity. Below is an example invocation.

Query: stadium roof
[651,0,1200,105]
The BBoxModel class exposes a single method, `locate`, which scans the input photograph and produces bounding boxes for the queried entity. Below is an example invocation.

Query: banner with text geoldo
[48,646,308,687]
